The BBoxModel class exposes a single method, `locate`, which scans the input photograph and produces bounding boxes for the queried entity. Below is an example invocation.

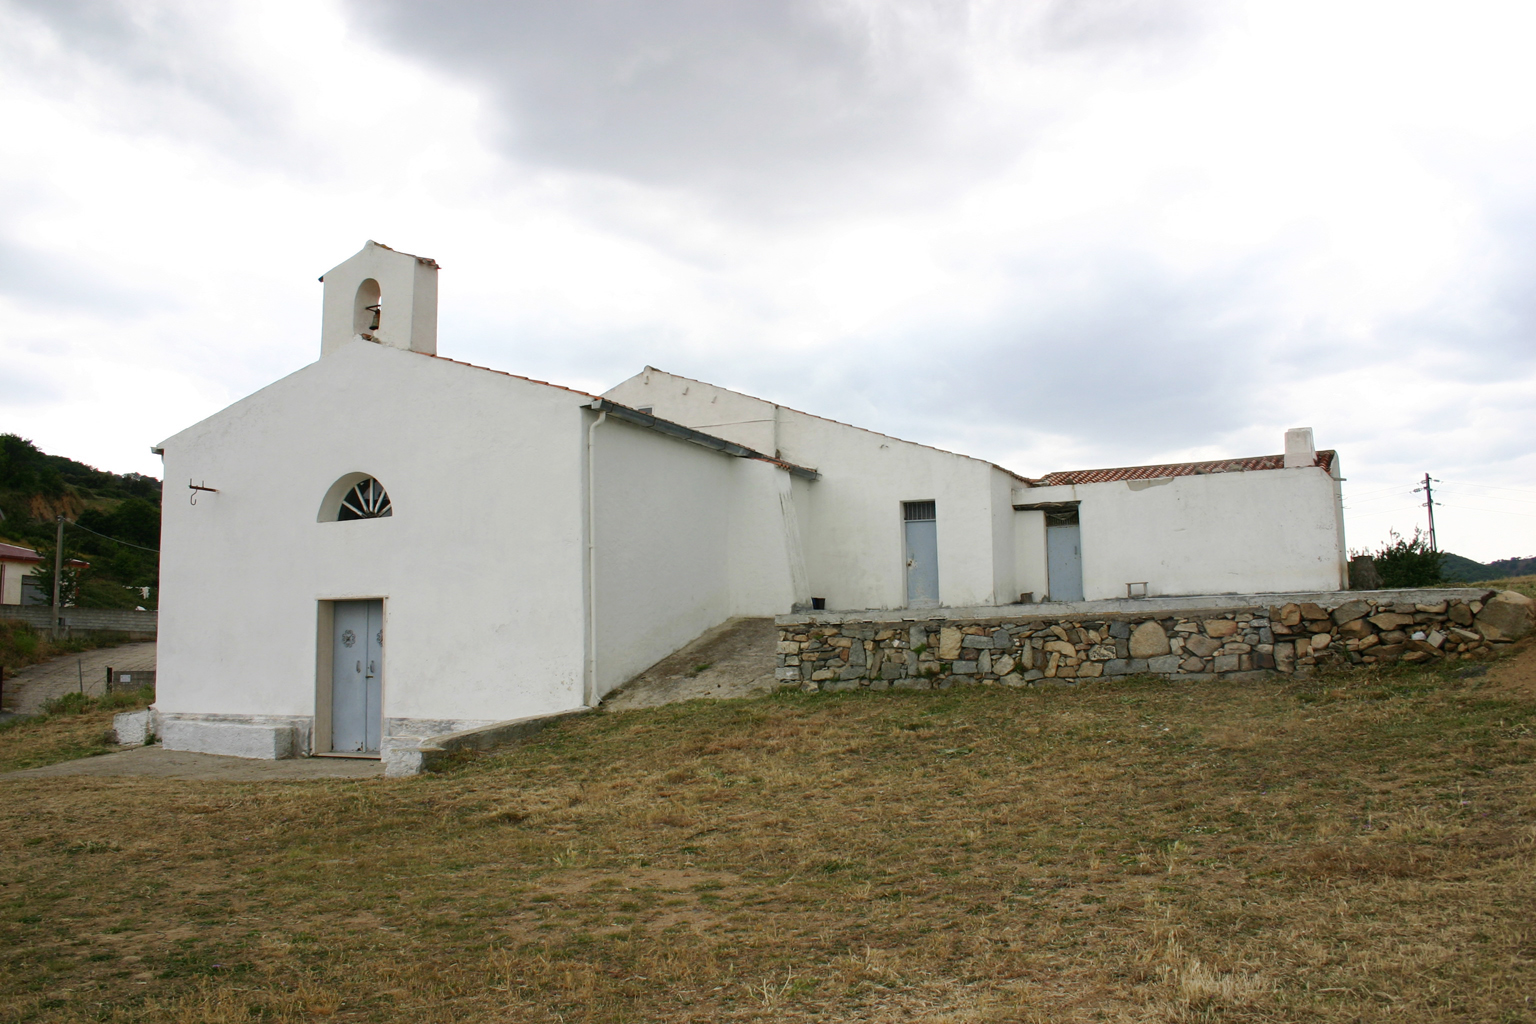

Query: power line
[63,519,160,553]
[1435,503,1536,520]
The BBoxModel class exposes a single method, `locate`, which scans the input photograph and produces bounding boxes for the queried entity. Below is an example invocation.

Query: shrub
[1370,528,1443,588]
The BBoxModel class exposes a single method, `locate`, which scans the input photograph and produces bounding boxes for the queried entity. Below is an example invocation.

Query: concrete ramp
[603,617,777,712]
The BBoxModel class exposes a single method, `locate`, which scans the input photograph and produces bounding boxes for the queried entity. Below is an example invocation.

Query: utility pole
[1413,473,1439,552]
[50,514,64,637]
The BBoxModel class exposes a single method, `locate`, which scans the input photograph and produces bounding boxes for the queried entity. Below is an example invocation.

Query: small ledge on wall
[318,474,394,523]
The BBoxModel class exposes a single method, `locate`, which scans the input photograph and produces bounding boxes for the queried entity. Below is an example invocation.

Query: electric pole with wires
[1412,474,1439,552]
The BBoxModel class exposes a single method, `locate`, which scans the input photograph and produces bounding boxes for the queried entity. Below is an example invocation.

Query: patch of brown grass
[2,649,1536,1021]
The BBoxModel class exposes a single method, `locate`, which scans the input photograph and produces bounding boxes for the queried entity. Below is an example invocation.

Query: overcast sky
[2,0,1534,561]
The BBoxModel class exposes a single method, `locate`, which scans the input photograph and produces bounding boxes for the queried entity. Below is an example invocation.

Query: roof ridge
[637,366,1030,484]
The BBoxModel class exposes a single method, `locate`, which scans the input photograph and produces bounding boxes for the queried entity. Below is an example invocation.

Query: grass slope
[2,650,1535,1022]
[0,687,155,773]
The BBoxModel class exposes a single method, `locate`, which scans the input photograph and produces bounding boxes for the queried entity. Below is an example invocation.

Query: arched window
[337,477,392,520]
[353,278,381,336]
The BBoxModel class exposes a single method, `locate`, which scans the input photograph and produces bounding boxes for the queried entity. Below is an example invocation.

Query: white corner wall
[156,342,590,735]
[1016,465,1347,600]
[605,370,778,453]
[589,415,795,696]
[780,411,1000,611]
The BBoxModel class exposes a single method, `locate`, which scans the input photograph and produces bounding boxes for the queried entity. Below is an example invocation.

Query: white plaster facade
[604,369,1347,609]
[152,243,1346,762]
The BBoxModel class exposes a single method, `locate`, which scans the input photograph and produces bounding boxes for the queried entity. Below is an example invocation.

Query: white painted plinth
[161,718,299,760]
[112,710,155,746]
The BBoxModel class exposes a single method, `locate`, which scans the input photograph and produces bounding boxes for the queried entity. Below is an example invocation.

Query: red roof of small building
[0,543,42,563]
[1028,450,1336,487]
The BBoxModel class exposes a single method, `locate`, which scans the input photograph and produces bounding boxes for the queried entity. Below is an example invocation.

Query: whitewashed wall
[606,369,1017,612]
[1016,464,1347,600]
[157,342,591,740]
[1,561,36,605]
[589,415,798,697]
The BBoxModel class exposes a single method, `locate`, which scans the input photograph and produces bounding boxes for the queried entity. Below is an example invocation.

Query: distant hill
[1440,551,1536,583]
[0,434,162,608]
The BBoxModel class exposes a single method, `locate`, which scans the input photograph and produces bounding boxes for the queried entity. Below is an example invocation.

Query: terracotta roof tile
[1030,450,1336,486]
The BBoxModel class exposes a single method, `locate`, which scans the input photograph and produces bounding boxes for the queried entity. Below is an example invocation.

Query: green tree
[1372,528,1443,588]
[28,539,87,607]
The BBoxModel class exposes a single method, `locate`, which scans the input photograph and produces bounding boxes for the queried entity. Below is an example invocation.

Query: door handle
[367,661,376,678]
[356,660,362,673]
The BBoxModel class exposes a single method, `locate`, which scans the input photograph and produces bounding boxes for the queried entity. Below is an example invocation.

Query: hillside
[1440,551,1536,583]
[0,434,162,608]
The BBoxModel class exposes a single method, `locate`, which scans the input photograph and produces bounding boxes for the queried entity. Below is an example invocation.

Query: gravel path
[2,747,385,782]
[0,642,157,715]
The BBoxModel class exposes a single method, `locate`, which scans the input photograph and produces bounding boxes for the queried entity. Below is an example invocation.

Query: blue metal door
[331,600,383,753]
[903,501,939,606]
[1046,524,1084,602]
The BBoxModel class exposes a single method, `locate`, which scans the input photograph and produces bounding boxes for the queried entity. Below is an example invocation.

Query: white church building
[150,242,1346,763]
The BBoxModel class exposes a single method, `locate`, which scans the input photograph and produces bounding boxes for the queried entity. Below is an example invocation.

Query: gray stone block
[775,667,801,681]
[1023,669,1044,681]
[1105,659,1133,676]
[839,665,866,680]
[951,660,978,674]
[1212,654,1241,673]
[991,628,1011,647]
[1146,655,1182,674]
[1108,621,1132,639]
[961,635,992,649]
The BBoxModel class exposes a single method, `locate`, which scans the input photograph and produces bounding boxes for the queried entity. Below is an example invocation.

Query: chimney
[318,240,439,358]
[1284,427,1316,469]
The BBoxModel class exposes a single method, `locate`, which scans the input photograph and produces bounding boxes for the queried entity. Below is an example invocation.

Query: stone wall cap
[775,588,1493,626]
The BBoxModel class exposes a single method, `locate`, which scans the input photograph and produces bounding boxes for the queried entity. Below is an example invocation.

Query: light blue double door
[331,600,383,754]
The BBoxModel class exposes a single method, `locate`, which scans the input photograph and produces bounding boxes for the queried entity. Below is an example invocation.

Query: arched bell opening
[352,278,381,336]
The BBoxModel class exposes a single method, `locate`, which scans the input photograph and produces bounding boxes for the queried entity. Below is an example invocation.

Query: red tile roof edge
[1026,450,1336,487]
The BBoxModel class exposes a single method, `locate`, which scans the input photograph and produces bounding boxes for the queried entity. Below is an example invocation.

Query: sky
[1,0,1534,562]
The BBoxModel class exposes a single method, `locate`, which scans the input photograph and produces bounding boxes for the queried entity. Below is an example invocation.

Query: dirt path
[0,642,157,715]
[2,746,384,781]
[603,617,778,712]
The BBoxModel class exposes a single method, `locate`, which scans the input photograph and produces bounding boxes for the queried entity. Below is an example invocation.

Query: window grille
[902,500,936,522]
[338,478,393,520]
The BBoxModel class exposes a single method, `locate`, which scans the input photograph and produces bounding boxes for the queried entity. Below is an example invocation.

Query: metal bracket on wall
[189,480,219,505]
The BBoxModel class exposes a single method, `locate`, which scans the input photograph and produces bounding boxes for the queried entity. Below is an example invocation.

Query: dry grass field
[3,640,1535,1023]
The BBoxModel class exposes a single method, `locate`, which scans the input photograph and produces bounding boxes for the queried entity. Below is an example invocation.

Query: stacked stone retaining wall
[775,589,1532,692]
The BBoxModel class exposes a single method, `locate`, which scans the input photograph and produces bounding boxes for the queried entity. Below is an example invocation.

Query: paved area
[0,642,157,715]
[2,746,385,781]
[604,617,778,712]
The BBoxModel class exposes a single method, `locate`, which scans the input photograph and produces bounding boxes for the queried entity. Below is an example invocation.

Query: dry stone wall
[775,590,1533,692]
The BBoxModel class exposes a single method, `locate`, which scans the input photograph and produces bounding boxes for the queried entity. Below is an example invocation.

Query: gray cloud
[3,0,327,174]
[347,0,1215,216]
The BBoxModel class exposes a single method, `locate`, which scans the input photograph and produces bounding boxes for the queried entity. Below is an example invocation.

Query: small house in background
[0,542,43,605]
[0,542,91,606]
[151,242,1347,766]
